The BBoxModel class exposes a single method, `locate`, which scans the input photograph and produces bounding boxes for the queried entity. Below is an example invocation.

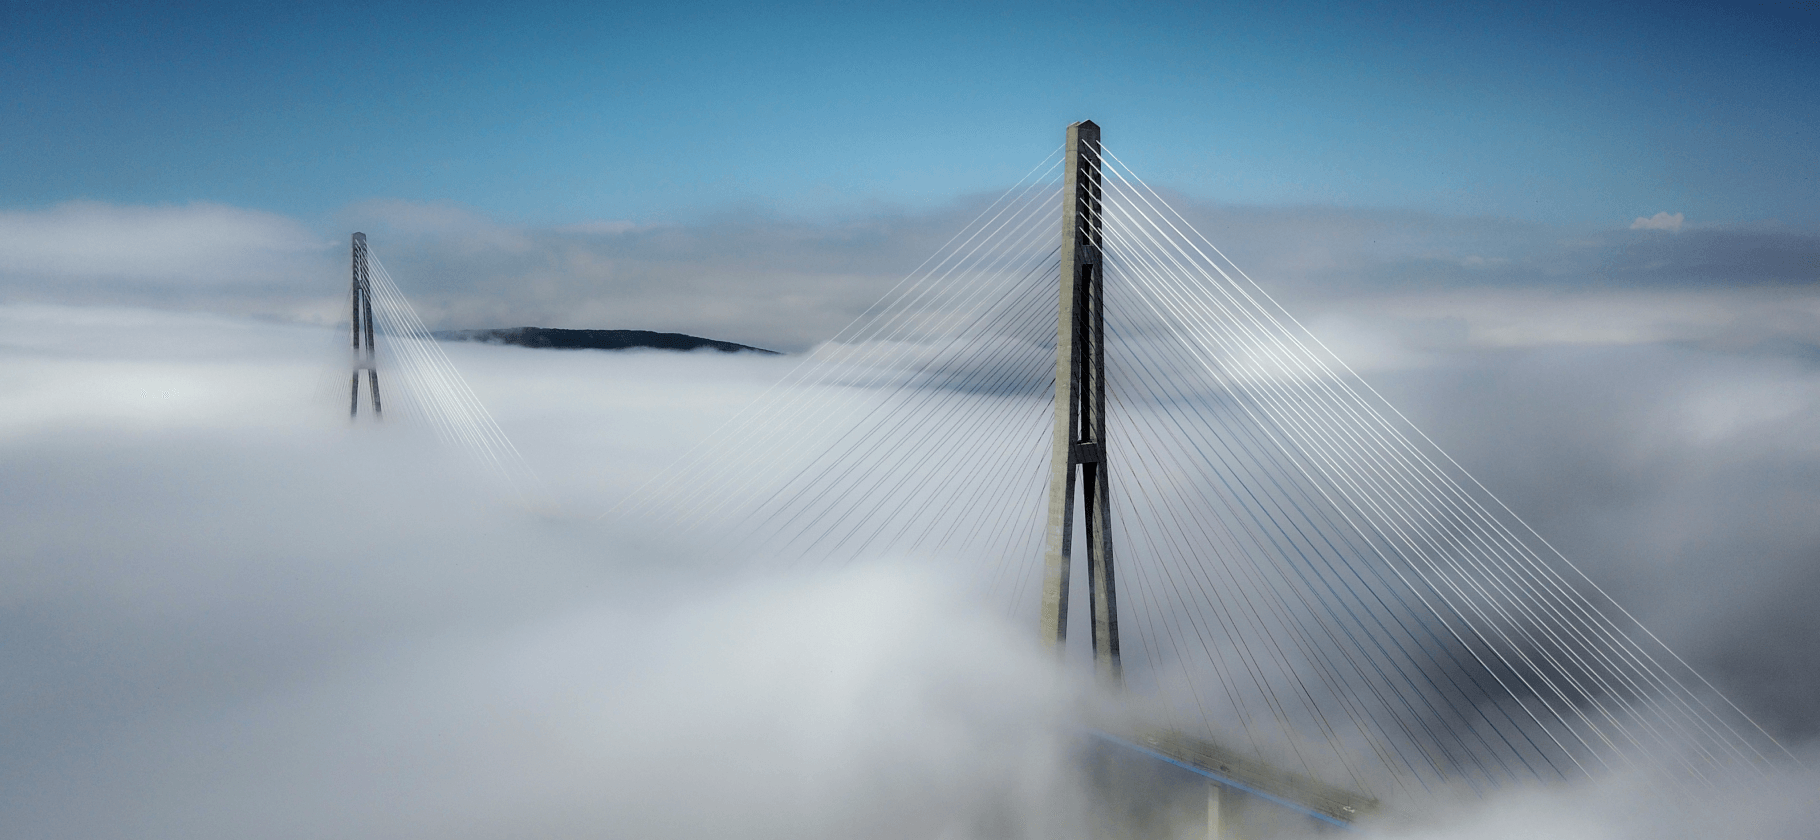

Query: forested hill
[433,327,777,355]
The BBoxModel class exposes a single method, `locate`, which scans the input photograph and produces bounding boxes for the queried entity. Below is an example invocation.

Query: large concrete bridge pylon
[1039,120,1121,684]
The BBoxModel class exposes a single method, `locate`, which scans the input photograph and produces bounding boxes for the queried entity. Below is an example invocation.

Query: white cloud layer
[2,185,1817,835]
[3,303,1817,838]
[0,304,1101,840]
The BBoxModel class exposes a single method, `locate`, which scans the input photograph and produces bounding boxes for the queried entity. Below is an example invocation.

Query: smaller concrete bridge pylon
[349,232,381,419]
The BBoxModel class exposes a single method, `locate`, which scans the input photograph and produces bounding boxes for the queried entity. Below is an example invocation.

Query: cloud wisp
[1632,212,1687,232]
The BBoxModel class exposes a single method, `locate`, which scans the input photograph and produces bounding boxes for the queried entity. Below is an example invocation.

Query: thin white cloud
[1316,286,1820,360]
[341,199,539,254]
[0,201,331,284]
[2,197,1813,354]
[555,219,644,235]
[1631,211,1686,232]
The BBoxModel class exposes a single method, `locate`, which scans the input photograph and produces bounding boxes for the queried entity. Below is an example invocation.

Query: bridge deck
[1113,730,1379,827]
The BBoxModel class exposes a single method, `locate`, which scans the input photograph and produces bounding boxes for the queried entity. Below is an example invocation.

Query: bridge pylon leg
[1206,783,1221,840]
[1205,783,1245,840]
[1039,120,1120,684]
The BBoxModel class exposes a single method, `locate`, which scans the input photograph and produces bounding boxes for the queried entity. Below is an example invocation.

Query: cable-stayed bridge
[351,122,1793,836]
[341,233,542,502]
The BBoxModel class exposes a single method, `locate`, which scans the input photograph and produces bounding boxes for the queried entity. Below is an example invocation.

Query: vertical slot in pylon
[1039,120,1120,684]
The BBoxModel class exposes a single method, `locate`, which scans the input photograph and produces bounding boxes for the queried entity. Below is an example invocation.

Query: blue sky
[4,0,1816,227]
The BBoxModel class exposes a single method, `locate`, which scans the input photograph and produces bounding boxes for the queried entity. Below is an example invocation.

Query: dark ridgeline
[433,327,777,355]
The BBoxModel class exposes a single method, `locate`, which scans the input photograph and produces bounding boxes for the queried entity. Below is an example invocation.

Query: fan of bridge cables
[339,248,544,506]
[601,145,1797,804]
